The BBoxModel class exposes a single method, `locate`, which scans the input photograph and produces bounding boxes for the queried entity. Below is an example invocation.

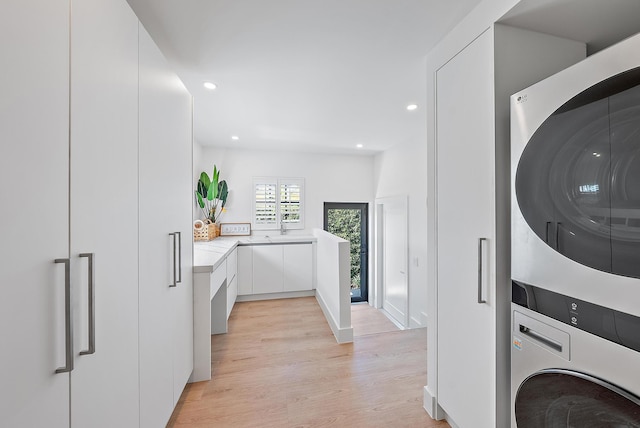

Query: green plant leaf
[218,180,228,207]
[195,191,205,209]
[199,172,210,190]
[197,179,207,199]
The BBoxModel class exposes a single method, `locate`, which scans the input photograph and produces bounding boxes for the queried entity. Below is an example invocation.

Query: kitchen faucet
[280,220,287,235]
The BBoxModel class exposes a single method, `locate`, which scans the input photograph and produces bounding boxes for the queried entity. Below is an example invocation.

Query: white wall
[313,228,353,343]
[374,133,428,329]
[194,146,375,233]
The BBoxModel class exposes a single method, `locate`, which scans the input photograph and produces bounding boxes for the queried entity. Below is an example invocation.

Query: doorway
[375,195,408,327]
[323,203,368,303]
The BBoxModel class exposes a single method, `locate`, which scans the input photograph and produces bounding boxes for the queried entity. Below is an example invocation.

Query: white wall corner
[315,291,353,344]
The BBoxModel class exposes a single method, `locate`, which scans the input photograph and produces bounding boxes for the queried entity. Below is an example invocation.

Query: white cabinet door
[253,245,284,294]
[283,244,313,291]
[69,1,139,426]
[436,28,496,428]
[227,247,238,283]
[138,23,193,428]
[237,246,253,295]
[227,276,238,318]
[0,1,70,426]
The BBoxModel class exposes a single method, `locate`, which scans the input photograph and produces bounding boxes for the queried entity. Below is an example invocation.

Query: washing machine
[511,281,640,427]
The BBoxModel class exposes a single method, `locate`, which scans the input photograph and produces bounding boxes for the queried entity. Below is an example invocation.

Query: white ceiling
[127,0,483,154]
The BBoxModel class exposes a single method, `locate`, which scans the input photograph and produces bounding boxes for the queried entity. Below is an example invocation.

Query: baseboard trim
[315,291,353,344]
[424,385,437,418]
[235,290,315,302]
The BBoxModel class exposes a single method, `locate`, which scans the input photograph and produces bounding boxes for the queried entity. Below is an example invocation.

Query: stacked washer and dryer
[511,33,640,427]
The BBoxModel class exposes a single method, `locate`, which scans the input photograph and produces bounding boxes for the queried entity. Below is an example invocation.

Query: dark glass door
[515,67,640,278]
[515,369,640,427]
[323,203,368,303]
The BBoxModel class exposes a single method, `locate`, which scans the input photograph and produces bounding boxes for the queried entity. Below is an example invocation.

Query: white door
[378,196,408,327]
[436,28,496,428]
[69,0,140,426]
[0,1,70,426]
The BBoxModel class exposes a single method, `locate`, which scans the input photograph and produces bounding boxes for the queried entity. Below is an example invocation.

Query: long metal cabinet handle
[54,258,74,373]
[79,253,95,355]
[477,238,487,304]
[176,231,182,284]
[169,233,177,287]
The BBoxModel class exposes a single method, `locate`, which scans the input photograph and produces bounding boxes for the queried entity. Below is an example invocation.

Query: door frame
[375,195,409,326]
[323,202,369,303]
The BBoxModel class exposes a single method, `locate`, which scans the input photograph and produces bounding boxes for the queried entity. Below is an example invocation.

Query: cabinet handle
[169,233,177,287]
[54,258,74,373]
[477,238,487,304]
[79,253,95,356]
[176,231,182,284]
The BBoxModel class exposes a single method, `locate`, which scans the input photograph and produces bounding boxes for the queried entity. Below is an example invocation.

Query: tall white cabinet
[1,1,193,427]
[69,0,140,426]
[138,23,194,428]
[1,1,70,426]
[434,25,585,427]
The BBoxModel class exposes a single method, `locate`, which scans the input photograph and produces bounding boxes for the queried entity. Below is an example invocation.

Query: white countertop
[193,234,316,273]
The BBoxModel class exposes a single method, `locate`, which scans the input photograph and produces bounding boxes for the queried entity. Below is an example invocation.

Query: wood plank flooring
[168,297,449,428]
[351,303,400,337]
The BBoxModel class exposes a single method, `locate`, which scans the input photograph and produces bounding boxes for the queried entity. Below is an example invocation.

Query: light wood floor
[351,302,400,337]
[168,297,449,428]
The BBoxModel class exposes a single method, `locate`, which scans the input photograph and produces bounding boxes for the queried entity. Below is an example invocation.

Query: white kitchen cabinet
[138,23,194,428]
[0,1,70,426]
[283,244,313,292]
[239,243,314,296]
[69,0,140,426]
[237,246,254,295]
[434,25,585,428]
[253,245,285,294]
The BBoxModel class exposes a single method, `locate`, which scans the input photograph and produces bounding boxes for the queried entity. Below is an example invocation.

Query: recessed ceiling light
[203,82,217,90]
[356,144,363,149]
[406,104,418,111]
[231,135,239,141]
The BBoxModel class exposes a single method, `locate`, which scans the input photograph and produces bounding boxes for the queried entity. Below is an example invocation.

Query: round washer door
[515,369,640,427]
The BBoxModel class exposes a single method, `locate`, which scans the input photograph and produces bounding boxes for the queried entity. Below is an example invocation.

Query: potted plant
[195,165,228,238]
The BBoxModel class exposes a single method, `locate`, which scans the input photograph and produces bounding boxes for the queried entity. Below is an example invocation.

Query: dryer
[511,32,640,317]
[511,281,640,427]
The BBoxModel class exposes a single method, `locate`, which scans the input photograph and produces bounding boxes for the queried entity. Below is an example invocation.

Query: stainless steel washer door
[515,369,640,427]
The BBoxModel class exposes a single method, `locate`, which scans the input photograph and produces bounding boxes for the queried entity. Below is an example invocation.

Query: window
[253,177,304,230]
